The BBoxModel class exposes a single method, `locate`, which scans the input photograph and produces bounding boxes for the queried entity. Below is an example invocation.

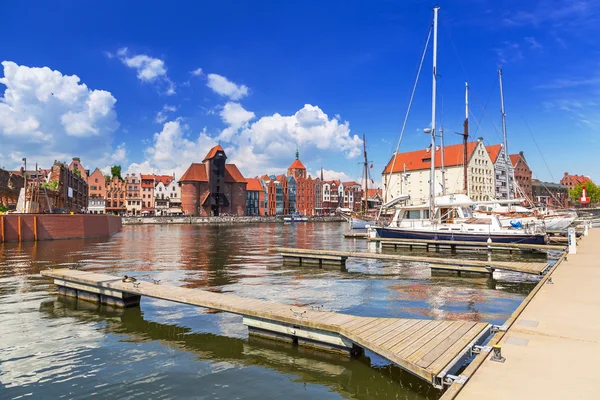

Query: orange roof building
[179,145,247,216]
[560,172,591,191]
[382,137,495,203]
[245,178,267,216]
[287,148,307,180]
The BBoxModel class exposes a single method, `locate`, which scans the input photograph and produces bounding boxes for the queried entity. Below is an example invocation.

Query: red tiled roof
[179,163,208,182]
[383,142,480,174]
[225,164,246,183]
[288,159,306,170]
[509,154,520,167]
[276,174,286,181]
[342,181,360,187]
[486,144,502,163]
[245,178,264,191]
[203,145,225,162]
[154,175,173,185]
[367,188,382,198]
[560,173,590,187]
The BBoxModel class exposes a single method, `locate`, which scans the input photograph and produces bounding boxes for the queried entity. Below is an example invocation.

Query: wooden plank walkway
[369,237,566,252]
[41,268,490,388]
[344,232,369,239]
[270,247,552,275]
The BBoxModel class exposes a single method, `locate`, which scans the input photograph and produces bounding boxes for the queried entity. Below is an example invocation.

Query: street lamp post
[22,158,27,213]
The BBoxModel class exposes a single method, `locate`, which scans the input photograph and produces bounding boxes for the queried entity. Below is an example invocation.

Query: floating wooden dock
[41,268,491,389]
[343,232,369,239]
[270,247,552,275]
[369,237,566,252]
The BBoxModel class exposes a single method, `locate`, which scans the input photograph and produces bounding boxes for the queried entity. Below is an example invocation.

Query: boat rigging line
[378,22,433,220]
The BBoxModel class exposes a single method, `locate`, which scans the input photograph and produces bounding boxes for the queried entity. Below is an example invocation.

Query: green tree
[41,180,59,191]
[569,181,599,204]
[111,165,122,180]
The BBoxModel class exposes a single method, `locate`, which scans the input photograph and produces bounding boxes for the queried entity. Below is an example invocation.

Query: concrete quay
[442,228,600,399]
[122,215,344,225]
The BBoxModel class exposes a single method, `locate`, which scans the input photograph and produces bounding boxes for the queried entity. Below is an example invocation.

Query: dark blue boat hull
[375,227,546,245]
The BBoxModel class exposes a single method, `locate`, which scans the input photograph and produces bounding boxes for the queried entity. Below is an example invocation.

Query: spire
[320,166,324,181]
[295,146,299,160]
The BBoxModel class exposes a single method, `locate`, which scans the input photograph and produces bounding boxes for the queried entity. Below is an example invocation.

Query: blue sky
[1,0,598,184]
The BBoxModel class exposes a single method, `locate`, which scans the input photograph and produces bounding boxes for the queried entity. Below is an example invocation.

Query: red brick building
[287,153,317,216]
[510,152,533,201]
[49,161,88,212]
[68,157,89,183]
[560,172,591,191]
[179,145,247,216]
[88,168,106,213]
[105,175,126,215]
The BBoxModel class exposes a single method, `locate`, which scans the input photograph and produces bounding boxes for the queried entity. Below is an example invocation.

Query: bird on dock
[122,275,137,283]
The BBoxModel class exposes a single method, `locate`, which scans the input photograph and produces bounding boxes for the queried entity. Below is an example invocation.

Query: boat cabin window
[404,210,422,219]
[460,207,473,218]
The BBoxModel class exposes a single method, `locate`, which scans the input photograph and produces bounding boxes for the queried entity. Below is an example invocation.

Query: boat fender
[510,219,521,229]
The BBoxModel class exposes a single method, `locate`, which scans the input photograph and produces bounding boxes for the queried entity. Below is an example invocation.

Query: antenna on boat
[428,5,440,221]
[498,66,512,199]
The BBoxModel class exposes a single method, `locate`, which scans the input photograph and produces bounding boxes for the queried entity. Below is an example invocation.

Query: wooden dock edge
[370,237,566,252]
[41,268,494,389]
[269,247,553,276]
[438,251,568,399]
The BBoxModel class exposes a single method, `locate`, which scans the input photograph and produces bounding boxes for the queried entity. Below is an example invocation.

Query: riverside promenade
[446,228,599,399]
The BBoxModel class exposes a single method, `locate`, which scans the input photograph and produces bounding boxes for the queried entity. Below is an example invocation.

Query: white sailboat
[374,7,547,245]
[470,68,575,231]
[342,134,377,229]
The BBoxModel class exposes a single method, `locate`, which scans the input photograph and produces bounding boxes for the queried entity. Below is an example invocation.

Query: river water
[0,222,545,399]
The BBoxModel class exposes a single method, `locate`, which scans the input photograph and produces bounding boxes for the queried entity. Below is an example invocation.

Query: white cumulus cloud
[223,104,362,177]
[127,119,217,179]
[206,73,249,100]
[115,48,175,95]
[218,102,255,141]
[0,61,120,170]
[155,104,178,124]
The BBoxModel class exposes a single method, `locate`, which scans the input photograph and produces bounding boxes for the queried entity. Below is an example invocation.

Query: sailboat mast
[440,96,446,195]
[428,6,439,221]
[463,82,469,193]
[363,134,368,213]
[498,67,511,199]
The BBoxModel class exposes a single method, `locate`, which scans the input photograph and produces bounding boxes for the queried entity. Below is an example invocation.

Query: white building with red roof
[382,138,495,204]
